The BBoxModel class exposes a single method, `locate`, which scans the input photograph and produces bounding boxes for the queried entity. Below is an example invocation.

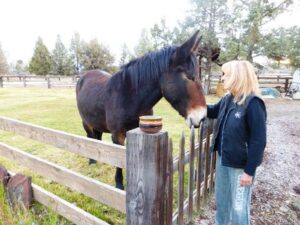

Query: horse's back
[76,70,111,132]
[76,70,111,95]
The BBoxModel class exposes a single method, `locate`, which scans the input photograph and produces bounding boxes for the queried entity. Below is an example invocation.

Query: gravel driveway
[195,98,300,225]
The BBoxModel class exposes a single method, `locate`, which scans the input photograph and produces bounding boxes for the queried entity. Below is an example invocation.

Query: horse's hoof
[89,159,97,165]
[116,184,125,190]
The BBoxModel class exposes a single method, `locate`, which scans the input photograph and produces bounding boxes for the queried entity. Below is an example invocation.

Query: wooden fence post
[0,76,3,88]
[47,76,51,89]
[284,78,289,93]
[126,128,169,225]
[23,76,27,87]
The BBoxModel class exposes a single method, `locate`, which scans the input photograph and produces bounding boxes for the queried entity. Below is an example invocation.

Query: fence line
[257,75,293,92]
[0,74,293,94]
[0,116,126,168]
[0,75,80,88]
[207,74,293,94]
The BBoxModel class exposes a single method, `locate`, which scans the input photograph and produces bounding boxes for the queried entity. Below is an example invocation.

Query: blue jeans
[215,156,253,225]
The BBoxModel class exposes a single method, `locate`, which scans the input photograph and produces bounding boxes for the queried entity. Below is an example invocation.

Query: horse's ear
[174,30,202,63]
[191,31,202,53]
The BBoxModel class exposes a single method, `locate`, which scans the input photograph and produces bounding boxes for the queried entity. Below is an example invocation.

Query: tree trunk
[204,46,213,95]
[247,44,254,62]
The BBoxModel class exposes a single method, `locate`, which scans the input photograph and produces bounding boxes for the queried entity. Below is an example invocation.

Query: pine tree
[70,32,84,74]
[29,37,51,75]
[51,35,74,75]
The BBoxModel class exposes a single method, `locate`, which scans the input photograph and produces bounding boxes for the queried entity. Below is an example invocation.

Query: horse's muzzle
[186,107,207,128]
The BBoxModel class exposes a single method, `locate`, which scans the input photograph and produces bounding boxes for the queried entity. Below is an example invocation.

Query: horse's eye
[187,74,195,81]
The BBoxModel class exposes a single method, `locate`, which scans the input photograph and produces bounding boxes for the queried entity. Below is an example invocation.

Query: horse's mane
[117,46,176,89]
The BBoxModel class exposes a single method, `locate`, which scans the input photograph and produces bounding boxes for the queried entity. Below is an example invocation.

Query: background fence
[207,74,293,94]
[0,74,294,94]
[0,75,80,88]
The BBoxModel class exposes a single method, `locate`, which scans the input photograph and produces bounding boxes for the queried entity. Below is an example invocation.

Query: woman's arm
[244,98,267,177]
[207,98,222,119]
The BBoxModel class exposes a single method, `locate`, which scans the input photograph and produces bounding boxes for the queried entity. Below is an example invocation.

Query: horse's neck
[136,81,163,112]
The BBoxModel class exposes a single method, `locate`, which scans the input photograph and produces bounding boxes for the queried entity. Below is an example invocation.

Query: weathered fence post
[47,76,51,89]
[23,76,27,87]
[126,128,169,225]
[284,78,289,93]
[0,76,3,88]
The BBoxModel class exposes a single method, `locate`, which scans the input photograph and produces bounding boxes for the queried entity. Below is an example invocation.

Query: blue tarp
[260,88,281,98]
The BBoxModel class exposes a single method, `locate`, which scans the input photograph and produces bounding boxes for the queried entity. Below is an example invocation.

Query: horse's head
[160,31,206,128]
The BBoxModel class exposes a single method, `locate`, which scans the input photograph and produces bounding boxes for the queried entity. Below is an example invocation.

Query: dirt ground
[195,98,300,225]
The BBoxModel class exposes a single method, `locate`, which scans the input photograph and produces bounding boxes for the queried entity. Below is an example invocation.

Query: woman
[207,60,267,225]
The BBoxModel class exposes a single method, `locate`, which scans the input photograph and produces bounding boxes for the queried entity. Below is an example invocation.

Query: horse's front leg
[112,131,126,190]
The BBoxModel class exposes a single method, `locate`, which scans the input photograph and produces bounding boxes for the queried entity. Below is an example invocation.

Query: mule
[76,31,207,189]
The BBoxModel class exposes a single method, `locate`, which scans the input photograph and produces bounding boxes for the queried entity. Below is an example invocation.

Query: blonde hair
[221,60,261,105]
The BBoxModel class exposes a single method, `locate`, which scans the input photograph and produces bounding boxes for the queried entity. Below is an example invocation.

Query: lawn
[0,87,219,225]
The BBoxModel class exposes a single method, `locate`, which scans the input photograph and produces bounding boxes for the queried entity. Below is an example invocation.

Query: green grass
[0,88,220,224]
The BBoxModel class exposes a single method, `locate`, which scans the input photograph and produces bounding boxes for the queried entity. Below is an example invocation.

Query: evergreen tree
[51,35,74,75]
[81,39,116,73]
[70,32,84,74]
[224,0,293,62]
[15,60,27,74]
[286,26,300,69]
[182,0,227,93]
[29,37,51,75]
[0,44,9,74]
[261,28,289,66]
[150,19,173,49]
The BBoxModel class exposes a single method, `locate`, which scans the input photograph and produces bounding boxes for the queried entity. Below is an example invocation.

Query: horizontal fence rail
[0,116,126,168]
[0,142,126,213]
[32,184,110,225]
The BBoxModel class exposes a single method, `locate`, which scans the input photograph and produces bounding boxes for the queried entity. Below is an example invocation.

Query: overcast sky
[0,0,299,64]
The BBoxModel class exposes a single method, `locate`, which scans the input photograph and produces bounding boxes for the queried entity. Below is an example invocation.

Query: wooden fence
[0,75,80,88]
[207,74,293,94]
[257,74,293,93]
[0,74,293,95]
[0,116,216,225]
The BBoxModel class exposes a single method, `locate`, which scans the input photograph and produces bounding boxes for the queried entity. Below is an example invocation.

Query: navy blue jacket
[207,94,267,176]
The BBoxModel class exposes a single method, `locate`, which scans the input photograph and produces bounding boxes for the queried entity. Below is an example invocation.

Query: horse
[76,31,207,190]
